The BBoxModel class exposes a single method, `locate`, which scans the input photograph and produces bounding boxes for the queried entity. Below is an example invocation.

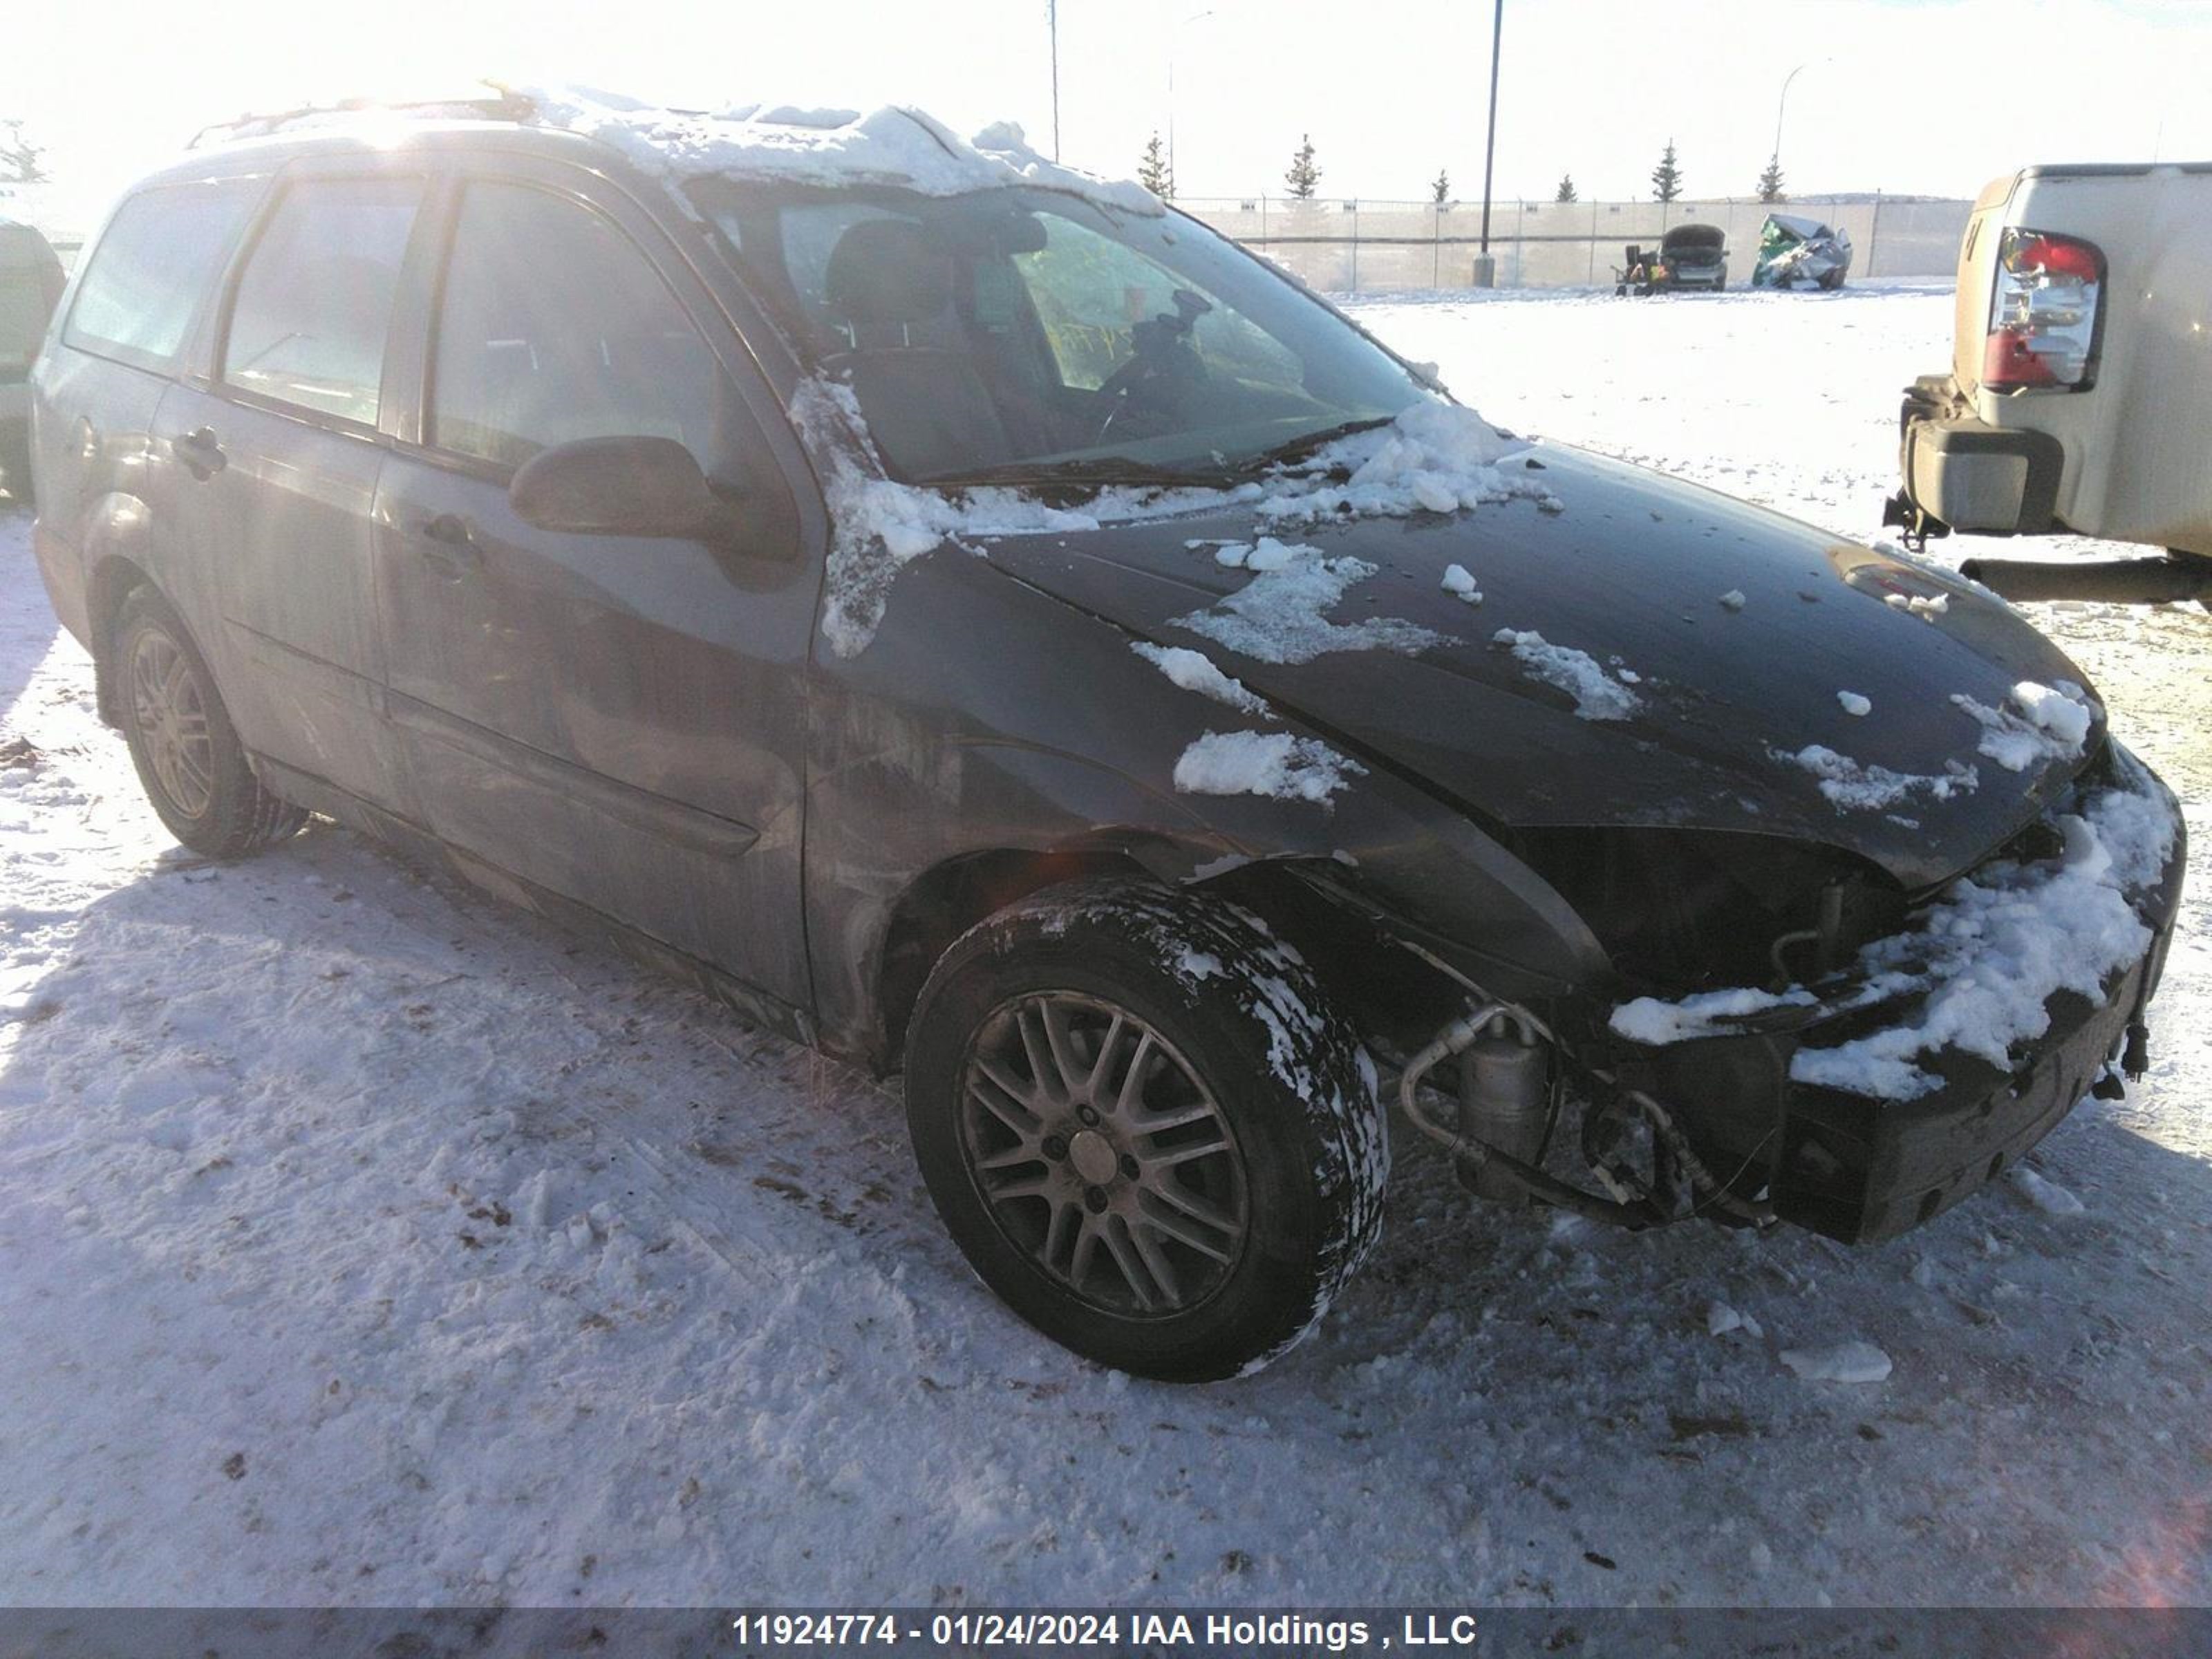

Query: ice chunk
[1491,629,1642,721]
[1611,985,1815,1045]
[1837,691,1871,717]
[1441,563,1482,602]
[1779,1340,1893,1383]
[1707,1300,1763,1339]
[1174,548,1443,665]
[2012,1166,2086,1217]
[1252,397,1558,525]
[1131,643,1270,716]
[1172,731,1365,804]
[1777,744,1978,812]
[1718,589,1747,611]
[1951,680,2094,773]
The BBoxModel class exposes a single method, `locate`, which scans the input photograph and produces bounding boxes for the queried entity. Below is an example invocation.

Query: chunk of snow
[1788,759,2178,1100]
[1837,691,1871,717]
[518,86,1163,215]
[1777,744,1978,813]
[1253,397,1558,525]
[1707,1301,1763,1339]
[1173,547,1443,665]
[1491,629,1642,721]
[1441,563,1482,602]
[1951,680,2094,773]
[1885,592,1949,619]
[793,377,1248,655]
[1172,731,1365,804]
[1718,589,1747,611]
[2012,1167,2086,1217]
[1618,758,2177,1099]
[1131,643,1270,715]
[1611,984,1816,1045]
[1780,1341,1893,1384]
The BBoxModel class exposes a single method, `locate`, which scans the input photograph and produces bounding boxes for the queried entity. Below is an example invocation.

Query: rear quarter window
[64,178,264,371]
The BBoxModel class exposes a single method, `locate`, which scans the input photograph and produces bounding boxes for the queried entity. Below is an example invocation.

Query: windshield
[689,182,1426,485]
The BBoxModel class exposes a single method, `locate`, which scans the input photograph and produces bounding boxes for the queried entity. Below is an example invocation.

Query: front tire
[113,586,306,859]
[904,879,1388,1382]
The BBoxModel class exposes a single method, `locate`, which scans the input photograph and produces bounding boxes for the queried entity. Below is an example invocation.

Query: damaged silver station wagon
[28,89,2186,1380]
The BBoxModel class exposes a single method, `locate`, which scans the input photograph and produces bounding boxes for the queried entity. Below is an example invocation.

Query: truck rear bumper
[1897,400,2066,537]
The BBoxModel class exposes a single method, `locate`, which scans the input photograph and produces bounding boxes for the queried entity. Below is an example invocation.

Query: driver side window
[430,182,721,473]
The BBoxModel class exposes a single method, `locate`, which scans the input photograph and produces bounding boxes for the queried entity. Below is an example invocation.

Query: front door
[373,164,819,1015]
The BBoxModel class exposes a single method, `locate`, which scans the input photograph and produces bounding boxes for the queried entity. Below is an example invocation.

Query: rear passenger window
[429,182,720,472]
[66,180,262,369]
[224,176,422,426]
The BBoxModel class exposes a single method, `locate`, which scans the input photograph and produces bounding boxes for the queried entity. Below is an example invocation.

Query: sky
[4,0,2211,229]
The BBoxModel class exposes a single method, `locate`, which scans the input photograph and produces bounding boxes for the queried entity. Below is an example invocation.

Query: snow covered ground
[3,283,2209,1610]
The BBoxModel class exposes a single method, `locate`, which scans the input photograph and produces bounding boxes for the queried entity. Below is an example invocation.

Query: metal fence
[1176,194,1974,292]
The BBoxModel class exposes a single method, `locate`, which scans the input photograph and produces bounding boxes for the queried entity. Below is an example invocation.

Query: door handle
[414,513,479,579]
[174,427,225,481]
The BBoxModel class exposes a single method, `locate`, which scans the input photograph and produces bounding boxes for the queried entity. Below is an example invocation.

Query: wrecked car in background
[26,89,2185,1382]
[1884,161,2212,609]
[1616,223,1728,295]
[1753,211,1854,290]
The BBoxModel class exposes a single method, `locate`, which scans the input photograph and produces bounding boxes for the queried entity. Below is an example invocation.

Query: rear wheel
[114,587,306,859]
[903,879,1387,1382]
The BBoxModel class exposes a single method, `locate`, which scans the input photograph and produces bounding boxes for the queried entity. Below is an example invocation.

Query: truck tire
[113,586,307,859]
[903,878,1389,1382]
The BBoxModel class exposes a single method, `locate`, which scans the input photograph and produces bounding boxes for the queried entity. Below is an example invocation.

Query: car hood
[984,444,2100,892]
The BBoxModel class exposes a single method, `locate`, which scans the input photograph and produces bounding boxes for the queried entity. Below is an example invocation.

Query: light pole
[1770,58,1827,185]
[1478,0,1503,268]
[1049,0,1060,160]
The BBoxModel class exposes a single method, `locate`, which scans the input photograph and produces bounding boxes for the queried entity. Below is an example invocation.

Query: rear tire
[113,586,306,859]
[903,879,1388,1382]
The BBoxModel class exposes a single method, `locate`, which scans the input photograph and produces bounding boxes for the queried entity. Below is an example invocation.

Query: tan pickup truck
[1884,162,2212,605]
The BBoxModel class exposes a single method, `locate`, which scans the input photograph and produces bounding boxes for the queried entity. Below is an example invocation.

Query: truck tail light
[1983,228,2104,393]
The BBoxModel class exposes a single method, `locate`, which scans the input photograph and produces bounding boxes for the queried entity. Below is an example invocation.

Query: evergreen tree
[1554,173,1577,204]
[0,120,49,185]
[1137,131,1174,198]
[1651,140,1683,203]
[1283,133,1321,200]
[1757,156,1787,204]
[1430,168,1450,205]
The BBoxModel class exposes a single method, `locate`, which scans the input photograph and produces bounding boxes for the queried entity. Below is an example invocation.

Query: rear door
[28,176,262,637]
[373,159,819,1013]
[149,161,431,810]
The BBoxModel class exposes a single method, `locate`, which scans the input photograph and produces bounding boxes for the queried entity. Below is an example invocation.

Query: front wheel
[903,879,1388,1382]
[114,586,307,859]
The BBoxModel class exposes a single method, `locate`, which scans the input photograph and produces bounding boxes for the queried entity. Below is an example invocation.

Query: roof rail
[187,86,540,149]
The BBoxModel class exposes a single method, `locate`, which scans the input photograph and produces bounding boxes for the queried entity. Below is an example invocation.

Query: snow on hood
[513,84,1163,216]
[1254,397,1557,524]
[981,444,2106,894]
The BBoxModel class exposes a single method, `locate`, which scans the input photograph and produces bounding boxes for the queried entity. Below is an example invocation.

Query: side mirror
[509,435,715,538]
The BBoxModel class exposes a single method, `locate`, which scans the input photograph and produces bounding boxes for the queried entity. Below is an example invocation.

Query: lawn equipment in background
[1752,212,1853,290]
[1613,223,1728,295]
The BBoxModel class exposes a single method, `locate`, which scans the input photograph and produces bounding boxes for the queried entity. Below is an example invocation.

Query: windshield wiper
[925,456,1228,490]
[1232,415,1398,474]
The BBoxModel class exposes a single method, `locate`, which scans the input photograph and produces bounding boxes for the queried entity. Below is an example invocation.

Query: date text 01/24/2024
[727,1612,1482,1649]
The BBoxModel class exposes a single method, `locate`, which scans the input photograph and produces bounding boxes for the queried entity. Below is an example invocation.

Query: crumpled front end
[1605,740,2185,1241]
